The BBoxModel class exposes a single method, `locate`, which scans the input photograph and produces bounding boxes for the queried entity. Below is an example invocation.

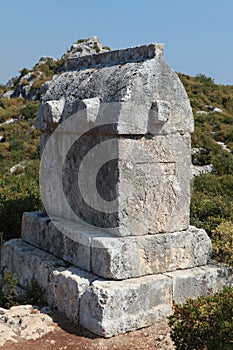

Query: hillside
[0,39,232,265]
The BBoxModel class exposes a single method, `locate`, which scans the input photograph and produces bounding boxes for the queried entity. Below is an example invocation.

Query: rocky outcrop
[61,36,110,60]
[4,37,110,101]
[0,305,54,346]
[11,71,45,101]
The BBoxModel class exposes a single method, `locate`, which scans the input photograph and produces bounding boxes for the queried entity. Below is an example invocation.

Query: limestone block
[1,239,232,338]
[38,45,194,236]
[21,213,212,280]
[63,43,164,72]
[48,266,97,324]
[21,213,212,279]
[1,239,67,297]
[60,133,191,236]
[22,212,92,271]
[91,226,212,279]
[1,239,98,324]
[116,133,191,235]
[166,265,233,304]
[36,98,65,132]
[80,274,173,337]
[39,44,193,137]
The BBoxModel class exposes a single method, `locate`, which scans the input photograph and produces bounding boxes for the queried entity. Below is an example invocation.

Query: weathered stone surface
[48,266,96,324]
[0,305,54,346]
[1,239,98,325]
[61,36,110,61]
[22,212,111,271]
[40,131,192,236]
[91,226,212,279]
[21,212,212,279]
[3,41,232,338]
[62,43,163,72]
[2,239,232,337]
[36,98,65,132]
[39,44,193,135]
[166,265,233,304]
[115,133,191,235]
[1,239,67,298]
[80,274,173,337]
[37,43,194,237]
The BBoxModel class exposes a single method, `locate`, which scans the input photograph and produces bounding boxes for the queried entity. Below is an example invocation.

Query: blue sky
[1,0,233,85]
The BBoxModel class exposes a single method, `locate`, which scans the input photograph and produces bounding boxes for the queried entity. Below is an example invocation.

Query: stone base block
[48,266,97,324]
[21,212,108,272]
[1,239,173,337]
[22,212,212,280]
[1,239,96,324]
[1,239,67,299]
[79,275,172,337]
[166,265,233,304]
[1,239,232,337]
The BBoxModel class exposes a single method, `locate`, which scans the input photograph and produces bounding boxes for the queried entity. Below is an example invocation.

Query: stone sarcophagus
[37,43,194,237]
[2,42,232,337]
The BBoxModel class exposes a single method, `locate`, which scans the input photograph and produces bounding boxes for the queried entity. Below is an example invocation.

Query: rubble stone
[0,305,54,346]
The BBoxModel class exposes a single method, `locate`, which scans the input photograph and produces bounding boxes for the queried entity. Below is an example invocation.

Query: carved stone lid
[38,43,194,137]
[61,43,164,71]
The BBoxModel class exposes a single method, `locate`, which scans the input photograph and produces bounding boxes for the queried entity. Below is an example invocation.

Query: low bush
[0,97,25,123]
[0,272,45,308]
[168,287,233,350]
[190,174,233,234]
[0,169,42,240]
[20,101,40,120]
[0,272,18,308]
[212,221,233,266]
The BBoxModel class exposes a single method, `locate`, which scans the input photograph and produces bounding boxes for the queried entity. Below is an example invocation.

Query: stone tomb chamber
[2,43,232,337]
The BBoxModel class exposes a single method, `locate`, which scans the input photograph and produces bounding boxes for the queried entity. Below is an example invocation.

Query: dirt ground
[1,312,175,350]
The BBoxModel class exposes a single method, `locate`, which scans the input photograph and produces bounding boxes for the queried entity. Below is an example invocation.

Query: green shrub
[24,276,45,306]
[13,68,31,88]
[0,84,10,94]
[191,174,233,197]
[31,76,52,90]
[168,287,233,350]
[20,101,40,120]
[190,194,230,233]
[0,96,26,122]
[9,139,25,151]
[190,174,233,234]
[0,273,45,308]
[212,221,233,266]
[0,174,42,240]
[0,272,18,308]
[77,38,88,44]
[0,98,40,240]
[195,73,215,85]
[19,68,30,78]
[212,151,233,175]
